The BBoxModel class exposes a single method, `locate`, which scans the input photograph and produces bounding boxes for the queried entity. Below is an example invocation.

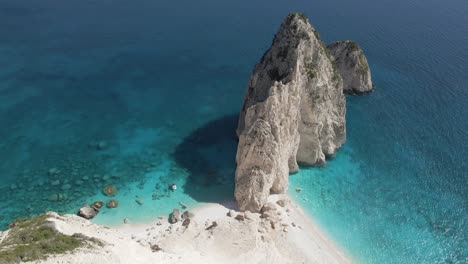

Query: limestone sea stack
[327,40,374,94]
[235,13,373,212]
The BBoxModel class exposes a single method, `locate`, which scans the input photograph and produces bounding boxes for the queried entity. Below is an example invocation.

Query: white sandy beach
[18,195,352,264]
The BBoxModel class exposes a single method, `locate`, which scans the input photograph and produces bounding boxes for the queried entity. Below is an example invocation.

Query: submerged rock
[91,201,104,209]
[103,185,117,196]
[48,168,60,176]
[106,199,119,208]
[235,13,345,212]
[327,40,373,94]
[234,214,245,221]
[96,141,108,150]
[61,184,71,191]
[135,198,144,205]
[51,180,60,186]
[276,199,288,207]
[48,193,67,202]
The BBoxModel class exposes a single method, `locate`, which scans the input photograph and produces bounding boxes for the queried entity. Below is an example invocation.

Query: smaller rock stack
[327,40,374,94]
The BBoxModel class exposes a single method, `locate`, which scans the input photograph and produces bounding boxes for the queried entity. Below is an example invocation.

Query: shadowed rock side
[327,40,374,94]
[235,13,346,212]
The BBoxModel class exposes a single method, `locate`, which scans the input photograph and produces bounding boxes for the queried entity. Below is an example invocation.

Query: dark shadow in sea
[173,114,239,208]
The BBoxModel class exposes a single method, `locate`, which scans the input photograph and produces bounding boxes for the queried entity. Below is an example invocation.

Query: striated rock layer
[327,40,374,94]
[235,13,373,212]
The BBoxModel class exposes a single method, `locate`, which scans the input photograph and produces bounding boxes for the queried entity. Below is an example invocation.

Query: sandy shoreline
[6,194,352,264]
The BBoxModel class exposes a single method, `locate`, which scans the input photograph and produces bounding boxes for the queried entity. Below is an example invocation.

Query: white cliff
[236,13,373,212]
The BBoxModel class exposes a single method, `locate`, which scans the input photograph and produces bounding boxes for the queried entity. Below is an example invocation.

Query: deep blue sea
[0,0,467,263]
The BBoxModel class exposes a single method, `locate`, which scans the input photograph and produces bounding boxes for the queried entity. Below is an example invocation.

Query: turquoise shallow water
[0,0,467,263]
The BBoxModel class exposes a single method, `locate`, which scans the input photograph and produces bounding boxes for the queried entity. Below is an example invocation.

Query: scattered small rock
[48,168,60,175]
[91,201,104,209]
[182,218,191,227]
[150,244,162,252]
[270,220,277,230]
[136,198,144,205]
[235,214,245,221]
[205,221,217,230]
[276,199,288,207]
[227,210,236,217]
[261,202,277,214]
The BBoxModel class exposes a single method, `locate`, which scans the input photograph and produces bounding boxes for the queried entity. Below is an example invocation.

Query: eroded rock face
[327,40,373,94]
[235,13,346,212]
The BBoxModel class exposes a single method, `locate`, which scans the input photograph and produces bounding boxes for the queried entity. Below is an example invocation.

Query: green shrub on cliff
[0,214,102,263]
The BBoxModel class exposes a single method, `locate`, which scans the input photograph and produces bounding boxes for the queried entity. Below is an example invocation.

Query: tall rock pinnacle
[235,13,373,212]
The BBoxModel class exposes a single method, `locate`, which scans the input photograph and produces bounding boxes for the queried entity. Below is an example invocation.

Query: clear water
[0,0,467,263]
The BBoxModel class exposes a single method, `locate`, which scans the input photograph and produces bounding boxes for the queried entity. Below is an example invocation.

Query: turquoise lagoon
[0,0,467,263]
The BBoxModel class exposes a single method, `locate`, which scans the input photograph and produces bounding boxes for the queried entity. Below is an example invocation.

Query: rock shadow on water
[173,115,239,205]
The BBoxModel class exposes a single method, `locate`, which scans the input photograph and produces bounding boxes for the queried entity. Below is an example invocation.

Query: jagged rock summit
[235,13,373,212]
[328,40,374,94]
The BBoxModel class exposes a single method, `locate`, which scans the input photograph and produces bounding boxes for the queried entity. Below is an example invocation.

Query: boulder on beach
[182,218,191,227]
[169,209,181,224]
[182,211,194,219]
[78,205,98,219]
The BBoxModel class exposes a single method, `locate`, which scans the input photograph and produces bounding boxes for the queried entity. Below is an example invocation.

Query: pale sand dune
[30,195,351,264]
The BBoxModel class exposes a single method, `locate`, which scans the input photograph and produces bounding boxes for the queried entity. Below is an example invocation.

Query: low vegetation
[0,214,102,263]
[305,62,317,79]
